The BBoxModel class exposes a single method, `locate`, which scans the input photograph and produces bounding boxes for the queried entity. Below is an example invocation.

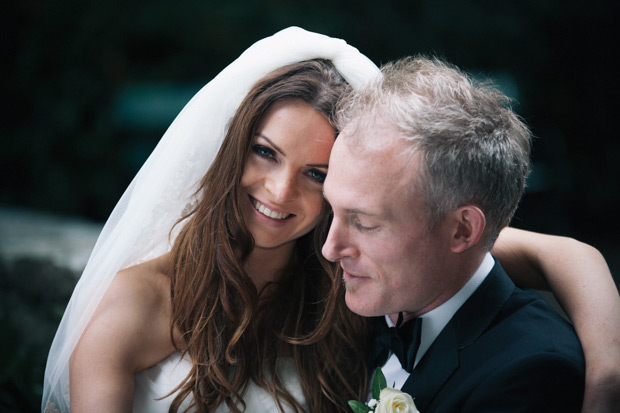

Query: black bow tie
[368,314,422,373]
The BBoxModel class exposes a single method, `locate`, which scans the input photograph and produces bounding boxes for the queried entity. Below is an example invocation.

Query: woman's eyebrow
[307,163,329,168]
[255,133,285,156]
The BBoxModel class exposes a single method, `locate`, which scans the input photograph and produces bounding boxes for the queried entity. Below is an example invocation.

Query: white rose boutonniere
[374,387,417,413]
[348,368,420,413]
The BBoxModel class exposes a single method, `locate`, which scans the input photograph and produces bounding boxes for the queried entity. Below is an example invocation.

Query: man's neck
[389,250,488,325]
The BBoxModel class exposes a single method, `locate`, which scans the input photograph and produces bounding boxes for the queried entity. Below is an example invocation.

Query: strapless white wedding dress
[133,352,306,412]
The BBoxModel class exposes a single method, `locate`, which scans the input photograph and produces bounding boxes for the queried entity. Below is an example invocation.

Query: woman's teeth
[253,199,290,220]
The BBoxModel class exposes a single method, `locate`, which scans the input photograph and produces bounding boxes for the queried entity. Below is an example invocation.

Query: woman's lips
[250,196,293,220]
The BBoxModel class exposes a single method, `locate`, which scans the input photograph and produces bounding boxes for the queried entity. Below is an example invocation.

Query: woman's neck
[244,241,296,293]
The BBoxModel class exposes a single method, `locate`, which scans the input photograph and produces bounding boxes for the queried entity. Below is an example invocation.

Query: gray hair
[336,57,531,249]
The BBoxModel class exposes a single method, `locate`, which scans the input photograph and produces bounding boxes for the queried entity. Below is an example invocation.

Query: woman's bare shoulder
[73,253,175,372]
[70,255,177,409]
[112,253,172,308]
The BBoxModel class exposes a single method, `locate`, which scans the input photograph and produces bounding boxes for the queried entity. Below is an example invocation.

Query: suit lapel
[399,260,515,411]
[401,323,459,409]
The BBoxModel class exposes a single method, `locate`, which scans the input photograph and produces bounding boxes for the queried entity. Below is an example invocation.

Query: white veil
[42,27,380,412]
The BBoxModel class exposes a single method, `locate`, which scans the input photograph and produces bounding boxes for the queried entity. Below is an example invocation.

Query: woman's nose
[266,169,299,203]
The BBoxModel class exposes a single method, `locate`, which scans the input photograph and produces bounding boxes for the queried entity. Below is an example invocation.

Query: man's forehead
[335,119,416,176]
[326,135,418,214]
[323,174,386,218]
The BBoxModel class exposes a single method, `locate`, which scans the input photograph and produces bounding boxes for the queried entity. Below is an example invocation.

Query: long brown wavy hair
[168,59,371,412]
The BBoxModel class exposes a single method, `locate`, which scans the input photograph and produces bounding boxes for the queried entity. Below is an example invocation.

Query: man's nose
[267,169,299,203]
[322,218,356,262]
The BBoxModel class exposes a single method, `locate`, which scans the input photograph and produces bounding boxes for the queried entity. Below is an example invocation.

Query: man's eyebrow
[344,208,378,217]
[321,192,377,217]
[255,133,285,156]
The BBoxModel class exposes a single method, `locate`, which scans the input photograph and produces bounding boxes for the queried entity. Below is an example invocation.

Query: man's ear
[450,205,486,253]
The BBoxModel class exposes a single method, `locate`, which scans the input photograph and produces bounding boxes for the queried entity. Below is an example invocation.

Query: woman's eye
[252,144,275,158]
[308,169,327,184]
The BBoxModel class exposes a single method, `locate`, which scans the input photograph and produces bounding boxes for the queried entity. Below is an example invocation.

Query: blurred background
[1,0,618,410]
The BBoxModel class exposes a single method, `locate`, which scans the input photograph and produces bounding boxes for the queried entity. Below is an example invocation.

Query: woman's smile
[250,195,294,221]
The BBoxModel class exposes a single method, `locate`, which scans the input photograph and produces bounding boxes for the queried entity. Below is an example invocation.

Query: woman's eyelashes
[307,169,327,184]
[252,144,276,159]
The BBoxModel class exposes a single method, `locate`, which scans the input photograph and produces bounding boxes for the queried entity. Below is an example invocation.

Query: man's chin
[344,290,381,318]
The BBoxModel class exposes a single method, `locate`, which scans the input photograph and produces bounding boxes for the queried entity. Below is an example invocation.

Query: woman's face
[240,99,335,253]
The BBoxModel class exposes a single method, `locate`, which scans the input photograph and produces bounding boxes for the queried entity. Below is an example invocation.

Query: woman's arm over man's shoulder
[494,228,620,413]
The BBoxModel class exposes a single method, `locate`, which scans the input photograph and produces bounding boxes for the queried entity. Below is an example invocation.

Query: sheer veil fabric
[42,27,380,412]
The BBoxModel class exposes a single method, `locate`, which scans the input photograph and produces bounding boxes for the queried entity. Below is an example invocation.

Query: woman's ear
[450,205,486,253]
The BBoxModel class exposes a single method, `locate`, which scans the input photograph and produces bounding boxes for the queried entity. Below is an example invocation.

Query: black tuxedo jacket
[371,259,585,412]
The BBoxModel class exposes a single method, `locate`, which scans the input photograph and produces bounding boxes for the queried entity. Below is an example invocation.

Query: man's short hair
[336,57,531,248]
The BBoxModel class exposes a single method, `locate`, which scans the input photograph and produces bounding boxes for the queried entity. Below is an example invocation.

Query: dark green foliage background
[2,1,618,411]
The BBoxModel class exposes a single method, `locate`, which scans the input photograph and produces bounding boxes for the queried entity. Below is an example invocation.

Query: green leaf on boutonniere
[371,367,387,400]
[348,400,371,413]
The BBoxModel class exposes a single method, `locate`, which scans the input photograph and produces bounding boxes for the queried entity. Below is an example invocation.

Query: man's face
[322,117,455,318]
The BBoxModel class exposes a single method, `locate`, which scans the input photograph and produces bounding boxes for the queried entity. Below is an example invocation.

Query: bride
[42,27,620,412]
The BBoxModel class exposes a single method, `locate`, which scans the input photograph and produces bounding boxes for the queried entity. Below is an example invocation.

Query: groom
[322,57,585,411]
